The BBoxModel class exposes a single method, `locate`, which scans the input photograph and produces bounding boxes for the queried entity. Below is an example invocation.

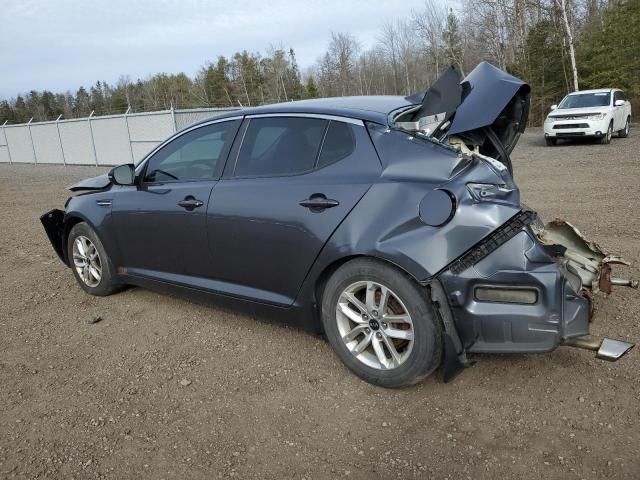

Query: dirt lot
[0,128,639,479]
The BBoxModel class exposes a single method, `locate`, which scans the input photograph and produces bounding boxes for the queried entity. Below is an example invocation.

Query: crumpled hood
[68,174,111,192]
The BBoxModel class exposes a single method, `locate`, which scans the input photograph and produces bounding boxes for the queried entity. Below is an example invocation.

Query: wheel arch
[60,212,96,265]
[312,254,426,325]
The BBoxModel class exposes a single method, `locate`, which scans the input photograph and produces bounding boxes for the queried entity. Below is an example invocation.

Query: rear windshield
[558,92,611,109]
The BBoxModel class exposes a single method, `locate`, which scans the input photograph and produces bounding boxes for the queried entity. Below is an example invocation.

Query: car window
[614,91,627,103]
[144,120,239,183]
[558,92,611,109]
[317,121,356,168]
[234,117,327,177]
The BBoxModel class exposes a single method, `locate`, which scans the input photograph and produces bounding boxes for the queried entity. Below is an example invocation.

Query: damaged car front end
[385,62,635,379]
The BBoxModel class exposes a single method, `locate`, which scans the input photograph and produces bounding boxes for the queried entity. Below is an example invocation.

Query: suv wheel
[600,121,613,144]
[321,258,442,388]
[619,117,630,138]
[545,138,557,146]
[67,222,122,296]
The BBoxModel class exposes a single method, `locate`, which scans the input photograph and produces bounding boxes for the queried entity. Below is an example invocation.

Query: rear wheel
[545,138,557,146]
[600,121,613,144]
[321,258,442,388]
[618,117,630,138]
[67,222,121,296]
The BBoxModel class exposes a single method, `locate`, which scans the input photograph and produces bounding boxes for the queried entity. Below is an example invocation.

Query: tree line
[1,0,637,126]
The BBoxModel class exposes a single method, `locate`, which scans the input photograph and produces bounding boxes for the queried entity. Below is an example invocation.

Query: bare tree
[557,0,579,91]
[412,0,447,77]
[377,23,401,93]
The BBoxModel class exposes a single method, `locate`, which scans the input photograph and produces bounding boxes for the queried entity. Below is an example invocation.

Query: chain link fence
[0,107,240,166]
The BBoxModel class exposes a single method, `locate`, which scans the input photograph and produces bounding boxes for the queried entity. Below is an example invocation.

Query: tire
[321,258,442,388]
[67,222,121,296]
[618,117,630,138]
[545,138,557,146]
[599,121,613,144]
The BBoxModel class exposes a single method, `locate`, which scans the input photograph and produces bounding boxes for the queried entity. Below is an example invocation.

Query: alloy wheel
[72,235,102,287]
[336,281,414,370]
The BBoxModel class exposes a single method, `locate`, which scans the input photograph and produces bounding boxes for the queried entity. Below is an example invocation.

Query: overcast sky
[0,0,436,99]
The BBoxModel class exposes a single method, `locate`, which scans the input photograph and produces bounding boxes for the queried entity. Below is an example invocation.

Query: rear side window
[234,117,326,177]
[317,121,356,168]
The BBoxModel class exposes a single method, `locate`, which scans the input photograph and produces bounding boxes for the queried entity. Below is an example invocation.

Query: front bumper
[41,209,67,264]
[438,211,636,355]
[544,118,609,138]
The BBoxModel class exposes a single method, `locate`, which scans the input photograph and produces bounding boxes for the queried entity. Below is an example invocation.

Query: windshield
[558,92,611,109]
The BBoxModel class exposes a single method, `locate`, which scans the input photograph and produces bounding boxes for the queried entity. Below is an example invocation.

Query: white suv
[544,88,631,145]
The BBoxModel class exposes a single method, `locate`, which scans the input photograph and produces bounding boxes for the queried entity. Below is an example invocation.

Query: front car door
[205,114,381,306]
[111,118,241,282]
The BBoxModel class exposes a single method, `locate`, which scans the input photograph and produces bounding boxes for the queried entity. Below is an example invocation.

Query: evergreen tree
[305,76,320,99]
[442,9,464,75]
[74,87,90,117]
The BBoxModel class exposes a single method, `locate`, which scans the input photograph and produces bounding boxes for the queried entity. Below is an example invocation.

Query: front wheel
[67,222,122,296]
[321,258,442,388]
[618,117,630,138]
[599,122,613,144]
[545,138,557,146]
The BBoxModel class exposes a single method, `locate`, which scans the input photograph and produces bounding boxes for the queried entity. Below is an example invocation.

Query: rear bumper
[438,212,635,355]
[40,209,67,265]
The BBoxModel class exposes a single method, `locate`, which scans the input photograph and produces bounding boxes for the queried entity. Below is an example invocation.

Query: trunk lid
[394,62,530,171]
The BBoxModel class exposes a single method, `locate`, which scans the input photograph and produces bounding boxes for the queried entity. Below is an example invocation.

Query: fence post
[170,103,177,133]
[27,118,38,164]
[55,114,67,166]
[124,106,135,164]
[88,111,98,166]
[2,120,12,164]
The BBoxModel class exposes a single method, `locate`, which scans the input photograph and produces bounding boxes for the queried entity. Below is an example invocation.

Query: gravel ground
[0,128,638,479]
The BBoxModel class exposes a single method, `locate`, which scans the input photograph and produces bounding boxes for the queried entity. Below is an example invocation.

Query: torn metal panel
[533,218,638,294]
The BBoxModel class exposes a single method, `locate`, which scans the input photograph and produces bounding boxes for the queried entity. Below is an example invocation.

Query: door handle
[177,196,204,210]
[299,194,339,212]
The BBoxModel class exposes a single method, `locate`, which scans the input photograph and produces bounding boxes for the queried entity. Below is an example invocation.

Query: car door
[111,118,241,281]
[620,90,631,122]
[613,91,624,130]
[205,114,381,306]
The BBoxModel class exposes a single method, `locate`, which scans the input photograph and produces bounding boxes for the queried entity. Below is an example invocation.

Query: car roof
[567,88,617,95]
[193,96,414,127]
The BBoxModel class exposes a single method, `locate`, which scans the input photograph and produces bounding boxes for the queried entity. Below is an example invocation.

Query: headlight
[584,113,606,120]
[467,183,515,203]
[544,116,553,123]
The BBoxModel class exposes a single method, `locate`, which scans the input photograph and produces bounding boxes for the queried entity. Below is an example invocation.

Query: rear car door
[111,118,240,281]
[619,90,631,123]
[205,114,380,306]
[613,91,626,130]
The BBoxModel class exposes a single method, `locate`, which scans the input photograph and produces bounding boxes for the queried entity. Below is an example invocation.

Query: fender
[41,191,118,267]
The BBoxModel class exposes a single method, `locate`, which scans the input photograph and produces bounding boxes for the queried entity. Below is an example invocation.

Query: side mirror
[108,163,135,186]
[615,99,625,107]
[550,104,558,111]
